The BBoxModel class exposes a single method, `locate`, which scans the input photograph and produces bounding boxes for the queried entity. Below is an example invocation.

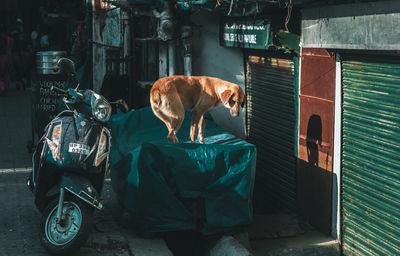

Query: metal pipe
[184,55,192,76]
[181,25,192,76]
[168,40,175,76]
[159,42,168,78]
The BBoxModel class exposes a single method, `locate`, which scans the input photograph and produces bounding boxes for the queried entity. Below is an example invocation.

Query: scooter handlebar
[51,86,67,95]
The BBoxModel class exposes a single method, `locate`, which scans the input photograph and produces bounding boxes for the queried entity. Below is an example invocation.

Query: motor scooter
[27,57,128,255]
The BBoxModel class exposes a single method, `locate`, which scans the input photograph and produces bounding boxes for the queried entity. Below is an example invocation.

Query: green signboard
[220,19,272,49]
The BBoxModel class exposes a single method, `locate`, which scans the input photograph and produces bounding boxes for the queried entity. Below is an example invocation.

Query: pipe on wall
[159,42,168,78]
[181,25,192,76]
[184,55,192,76]
[156,1,175,78]
[168,40,175,76]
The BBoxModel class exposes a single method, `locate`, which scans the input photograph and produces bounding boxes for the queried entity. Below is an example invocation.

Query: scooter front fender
[61,173,103,210]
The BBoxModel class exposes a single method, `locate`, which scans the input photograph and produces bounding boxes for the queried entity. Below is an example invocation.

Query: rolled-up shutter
[342,57,400,256]
[246,56,297,213]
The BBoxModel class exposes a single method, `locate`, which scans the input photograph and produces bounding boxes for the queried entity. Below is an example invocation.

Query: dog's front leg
[190,111,202,143]
[197,115,205,144]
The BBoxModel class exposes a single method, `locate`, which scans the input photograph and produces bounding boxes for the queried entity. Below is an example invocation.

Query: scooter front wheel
[40,196,93,255]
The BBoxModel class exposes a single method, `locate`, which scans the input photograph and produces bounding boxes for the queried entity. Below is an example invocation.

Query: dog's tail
[150,88,161,108]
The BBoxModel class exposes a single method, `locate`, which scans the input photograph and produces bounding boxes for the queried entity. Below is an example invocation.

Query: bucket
[36,51,67,74]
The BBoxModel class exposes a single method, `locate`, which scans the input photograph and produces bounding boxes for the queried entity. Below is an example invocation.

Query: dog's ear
[237,87,246,108]
[221,90,233,105]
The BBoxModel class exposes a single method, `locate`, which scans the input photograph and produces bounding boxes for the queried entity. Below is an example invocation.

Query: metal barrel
[36,51,67,75]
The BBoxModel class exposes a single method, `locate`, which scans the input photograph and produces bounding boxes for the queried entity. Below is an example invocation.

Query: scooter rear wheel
[40,195,93,255]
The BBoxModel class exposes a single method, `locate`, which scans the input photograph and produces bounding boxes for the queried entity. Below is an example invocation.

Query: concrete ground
[246,214,340,256]
[0,85,340,256]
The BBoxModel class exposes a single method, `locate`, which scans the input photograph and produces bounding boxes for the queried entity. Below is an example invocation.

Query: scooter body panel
[44,115,104,172]
[61,173,102,209]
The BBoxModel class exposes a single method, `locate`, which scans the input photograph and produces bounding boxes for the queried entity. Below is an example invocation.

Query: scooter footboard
[61,174,103,210]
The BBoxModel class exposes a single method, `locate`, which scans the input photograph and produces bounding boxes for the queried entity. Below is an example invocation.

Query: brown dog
[150,75,245,143]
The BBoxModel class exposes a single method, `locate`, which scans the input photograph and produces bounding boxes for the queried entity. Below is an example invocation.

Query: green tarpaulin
[108,107,256,234]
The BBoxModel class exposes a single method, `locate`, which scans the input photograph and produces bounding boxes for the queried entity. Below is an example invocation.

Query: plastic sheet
[108,107,256,234]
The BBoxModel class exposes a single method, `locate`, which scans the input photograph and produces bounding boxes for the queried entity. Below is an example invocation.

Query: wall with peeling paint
[92,8,122,92]
[301,1,400,50]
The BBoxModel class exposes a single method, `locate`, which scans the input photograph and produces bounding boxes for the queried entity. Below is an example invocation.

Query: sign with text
[31,74,69,135]
[220,19,272,49]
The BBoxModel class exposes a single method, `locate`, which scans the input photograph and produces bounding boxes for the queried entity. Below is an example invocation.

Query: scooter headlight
[92,94,112,122]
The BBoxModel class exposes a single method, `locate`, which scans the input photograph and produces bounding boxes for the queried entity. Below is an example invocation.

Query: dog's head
[221,86,246,117]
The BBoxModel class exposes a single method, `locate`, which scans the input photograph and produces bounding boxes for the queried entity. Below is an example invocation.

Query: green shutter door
[246,56,297,213]
[342,58,400,256]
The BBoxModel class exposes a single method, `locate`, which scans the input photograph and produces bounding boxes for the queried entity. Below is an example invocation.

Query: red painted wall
[298,48,336,235]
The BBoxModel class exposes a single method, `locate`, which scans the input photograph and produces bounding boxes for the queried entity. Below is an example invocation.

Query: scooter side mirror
[56,57,76,76]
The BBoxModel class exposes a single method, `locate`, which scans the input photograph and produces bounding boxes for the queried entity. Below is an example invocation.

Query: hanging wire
[227,0,234,16]
[284,0,292,31]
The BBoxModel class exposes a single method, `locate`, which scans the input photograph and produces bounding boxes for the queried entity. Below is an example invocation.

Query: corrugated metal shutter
[246,56,297,213]
[342,58,400,256]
